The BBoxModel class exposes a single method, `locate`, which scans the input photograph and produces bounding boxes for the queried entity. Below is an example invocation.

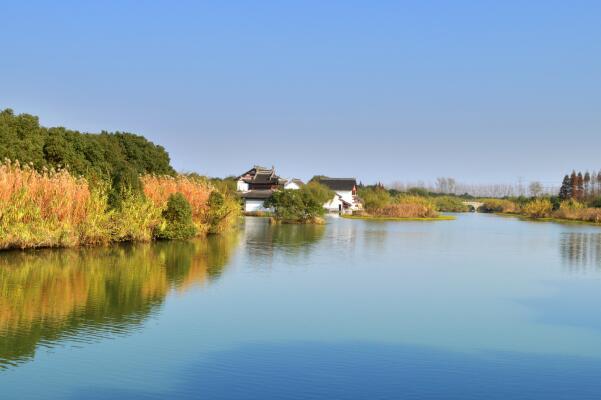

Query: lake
[2,214,601,399]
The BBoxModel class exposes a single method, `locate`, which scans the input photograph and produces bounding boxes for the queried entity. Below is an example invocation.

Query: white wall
[244,199,272,212]
[323,190,360,213]
[336,190,354,205]
[324,195,344,212]
[284,181,301,190]
[237,179,249,192]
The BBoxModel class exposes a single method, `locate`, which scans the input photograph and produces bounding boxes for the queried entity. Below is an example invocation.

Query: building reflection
[560,232,601,272]
[0,232,239,369]
[242,217,326,267]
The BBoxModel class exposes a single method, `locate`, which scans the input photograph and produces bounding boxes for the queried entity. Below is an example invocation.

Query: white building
[240,190,275,212]
[283,178,304,190]
[320,178,362,214]
[236,166,283,213]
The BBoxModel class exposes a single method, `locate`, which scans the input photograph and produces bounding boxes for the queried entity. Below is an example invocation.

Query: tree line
[0,108,175,181]
[559,171,601,201]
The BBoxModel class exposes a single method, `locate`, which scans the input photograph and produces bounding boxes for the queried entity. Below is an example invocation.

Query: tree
[570,171,577,199]
[559,175,571,200]
[575,172,584,200]
[264,189,324,223]
[358,186,391,210]
[303,181,335,205]
[529,181,543,198]
[0,108,176,181]
[584,171,591,198]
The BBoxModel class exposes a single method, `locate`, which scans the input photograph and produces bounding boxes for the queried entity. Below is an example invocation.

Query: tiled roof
[320,178,356,191]
[240,190,275,199]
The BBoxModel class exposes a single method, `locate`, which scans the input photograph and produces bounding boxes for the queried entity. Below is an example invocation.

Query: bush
[108,166,143,209]
[358,187,391,211]
[202,191,240,234]
[303,181,335,205]
[111,191,162,242]
[264,189,324,223]
[154,193,197,240]
[522,198,553,218]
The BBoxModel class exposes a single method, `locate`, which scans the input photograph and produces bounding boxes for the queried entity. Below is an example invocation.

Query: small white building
[283,178,304,190]
[320,178,362,214]
[240,190,275,213]
[236,166,283,213]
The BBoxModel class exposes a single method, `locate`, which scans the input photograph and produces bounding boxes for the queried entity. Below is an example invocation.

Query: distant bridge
[462,201,484,212]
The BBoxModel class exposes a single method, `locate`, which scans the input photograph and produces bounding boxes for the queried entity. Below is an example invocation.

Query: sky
[1,1,600,187]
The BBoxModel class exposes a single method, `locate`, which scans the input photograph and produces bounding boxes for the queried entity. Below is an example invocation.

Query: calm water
[2,214,601,399]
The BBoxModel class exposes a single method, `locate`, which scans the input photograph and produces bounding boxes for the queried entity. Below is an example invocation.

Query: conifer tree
[575,172,584,200]
[584,172,591,198]
[559,175,571,200]
[570,171,577,199]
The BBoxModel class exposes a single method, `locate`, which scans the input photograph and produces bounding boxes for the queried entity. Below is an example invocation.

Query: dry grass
[554,201,601,223]
[0,160,92,249]
[370,195,438,218]
[478,198,518,213]
[0,161,237,250]
[141,175,213,227]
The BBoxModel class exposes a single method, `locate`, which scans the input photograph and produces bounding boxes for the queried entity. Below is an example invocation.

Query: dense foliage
[0,108,175,181]
[264,188,325,223]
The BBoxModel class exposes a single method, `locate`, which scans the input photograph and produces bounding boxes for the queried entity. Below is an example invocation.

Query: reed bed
[0,161,238,250]
[0,160,92,249]
[142,175,211,214]
[368,195,438,218]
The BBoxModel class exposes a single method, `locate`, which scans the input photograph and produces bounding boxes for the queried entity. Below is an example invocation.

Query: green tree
[559,175,571,200]
[265,189,324,223]
[302,181,334,205]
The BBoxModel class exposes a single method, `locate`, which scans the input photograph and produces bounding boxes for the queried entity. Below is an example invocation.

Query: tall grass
[141,175,213,234]
[0,160,91,249]
[368,195,439,218]
[478,198,518,213]
[0,161,239,250]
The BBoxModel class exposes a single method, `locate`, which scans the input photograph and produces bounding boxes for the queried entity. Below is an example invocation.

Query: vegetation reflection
[560,232,601,272]
[0,232,239,369]
[243,218,326,260]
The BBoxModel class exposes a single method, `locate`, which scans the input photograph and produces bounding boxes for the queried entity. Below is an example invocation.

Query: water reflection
[0,233,239,369]
[560,233,601,272]
[243,218,326,263]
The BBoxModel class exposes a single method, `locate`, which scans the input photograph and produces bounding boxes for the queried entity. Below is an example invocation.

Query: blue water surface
[2,214,601,399]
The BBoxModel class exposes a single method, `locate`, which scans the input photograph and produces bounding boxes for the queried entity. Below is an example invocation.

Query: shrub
[111,191,162,242]
[264,189,324,223]
[358,187,391,211]
[108,166,143,209]
[154,193,197,240]
[202,191,240,234]
[522,198,552,218]
[303,181,335,205]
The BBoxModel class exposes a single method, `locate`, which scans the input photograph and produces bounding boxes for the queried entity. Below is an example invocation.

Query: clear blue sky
[1,1,600,186]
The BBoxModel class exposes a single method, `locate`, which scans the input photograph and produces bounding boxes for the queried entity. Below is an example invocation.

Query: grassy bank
[342,214,455,222]
[478,198,601,225]
[0,161,239,250]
